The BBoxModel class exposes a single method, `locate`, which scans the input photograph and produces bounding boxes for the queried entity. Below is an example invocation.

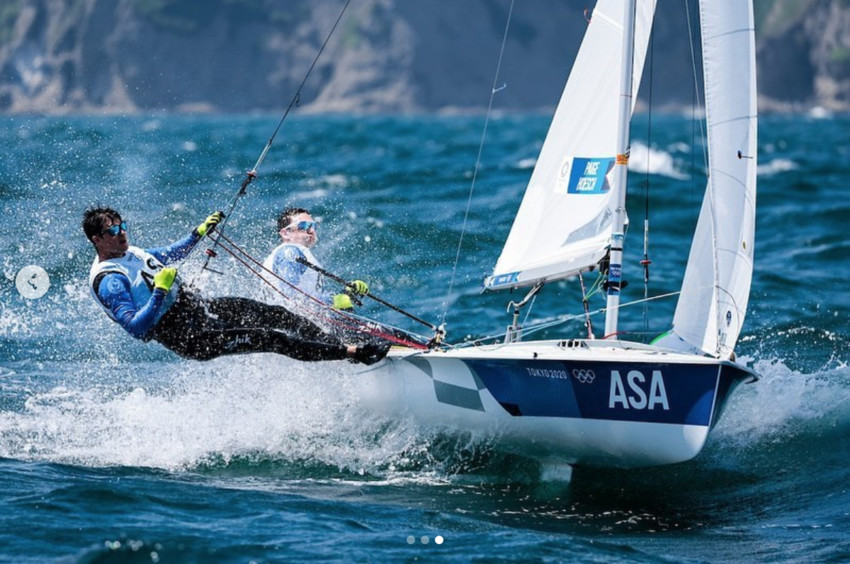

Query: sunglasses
[288,220,318,232]
[101,221,127,237]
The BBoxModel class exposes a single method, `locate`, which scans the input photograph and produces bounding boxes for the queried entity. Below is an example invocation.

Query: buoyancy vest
[88,246,179,325]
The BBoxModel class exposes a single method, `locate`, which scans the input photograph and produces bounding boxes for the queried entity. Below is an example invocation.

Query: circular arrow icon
[15,265,50,299]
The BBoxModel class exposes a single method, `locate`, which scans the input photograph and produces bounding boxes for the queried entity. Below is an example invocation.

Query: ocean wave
[288,188,330,200]
[314,173,351,189]
[516,157,536,170]
[708,354,850,487]
[628,142,688,179]
[758,158,798,176]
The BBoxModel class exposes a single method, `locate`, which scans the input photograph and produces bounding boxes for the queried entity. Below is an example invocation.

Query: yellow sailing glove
[196,211,224,237]
[347,280,369,296]
[153,267,177,292]
[332,294,354,310]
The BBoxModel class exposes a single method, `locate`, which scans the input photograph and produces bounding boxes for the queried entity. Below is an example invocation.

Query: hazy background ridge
[0,0,848,115]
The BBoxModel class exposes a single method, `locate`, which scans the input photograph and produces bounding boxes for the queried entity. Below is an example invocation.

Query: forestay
[658,0,757,357]
[485,0,657,290]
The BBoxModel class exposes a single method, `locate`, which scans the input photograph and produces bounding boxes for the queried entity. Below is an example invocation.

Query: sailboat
[359,0,758,470]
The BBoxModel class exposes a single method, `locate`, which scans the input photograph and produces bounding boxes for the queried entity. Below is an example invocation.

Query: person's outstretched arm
[95,273,167,339]
[148,232,200,265]
[148,211,224,264]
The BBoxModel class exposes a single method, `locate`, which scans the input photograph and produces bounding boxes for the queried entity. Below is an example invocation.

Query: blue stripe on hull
[463,359,724,426]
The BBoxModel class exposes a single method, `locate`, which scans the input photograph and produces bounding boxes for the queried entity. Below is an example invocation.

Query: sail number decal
[562,157,615,194]
[609,370,670,411]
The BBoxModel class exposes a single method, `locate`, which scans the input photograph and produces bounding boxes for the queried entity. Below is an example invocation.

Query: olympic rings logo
[572,369,596,384]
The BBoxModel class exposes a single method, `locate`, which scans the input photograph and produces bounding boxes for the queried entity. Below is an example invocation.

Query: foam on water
[712,355,850,453]
[758,158,798,176]
[0,357,442,475]
[629,142,688,179]
[516,157,536,170]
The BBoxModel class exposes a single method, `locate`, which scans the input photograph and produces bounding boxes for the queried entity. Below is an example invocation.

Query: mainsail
[485,0,657,290]
[658,0,758,357]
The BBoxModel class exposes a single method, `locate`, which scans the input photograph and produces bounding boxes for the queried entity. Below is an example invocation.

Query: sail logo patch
[572,369,596,383]
[565,157,615,194]
[489,271,520,287]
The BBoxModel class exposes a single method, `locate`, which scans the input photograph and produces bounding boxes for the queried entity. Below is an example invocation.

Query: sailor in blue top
[83,206,389,364]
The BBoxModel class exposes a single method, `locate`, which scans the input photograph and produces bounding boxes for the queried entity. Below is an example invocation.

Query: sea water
[1,113,849,562]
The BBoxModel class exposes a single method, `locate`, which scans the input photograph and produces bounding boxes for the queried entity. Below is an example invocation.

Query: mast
[603,0,638,338]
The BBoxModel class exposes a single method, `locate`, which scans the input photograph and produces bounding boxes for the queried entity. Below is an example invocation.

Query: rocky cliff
[1,0,848,115]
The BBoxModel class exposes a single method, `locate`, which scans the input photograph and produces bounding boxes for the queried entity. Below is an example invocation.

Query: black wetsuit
[151,290,350,362]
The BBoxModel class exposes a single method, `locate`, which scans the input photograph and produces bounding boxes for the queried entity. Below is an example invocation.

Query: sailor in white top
[262,208,370,313]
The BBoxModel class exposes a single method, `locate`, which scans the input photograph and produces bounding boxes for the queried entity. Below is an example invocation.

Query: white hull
[355,340,755,468]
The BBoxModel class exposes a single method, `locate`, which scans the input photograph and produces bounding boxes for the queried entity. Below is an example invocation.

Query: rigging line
[209,236,360,330]
[578,271,595,339]
[521,294,537,327]
[585,269,605,300]
[642,3,657,340]
[440,0,516,328]
[210,232,429,350]
[212,237,428,350]
[294,256,440,332]
[249,0,354,178]
[212,236,418,344]
[212,231,370,328]
[684,0,708,170]
[458,290,682,347]
[193,0,354,277]
[519,290,682,341]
